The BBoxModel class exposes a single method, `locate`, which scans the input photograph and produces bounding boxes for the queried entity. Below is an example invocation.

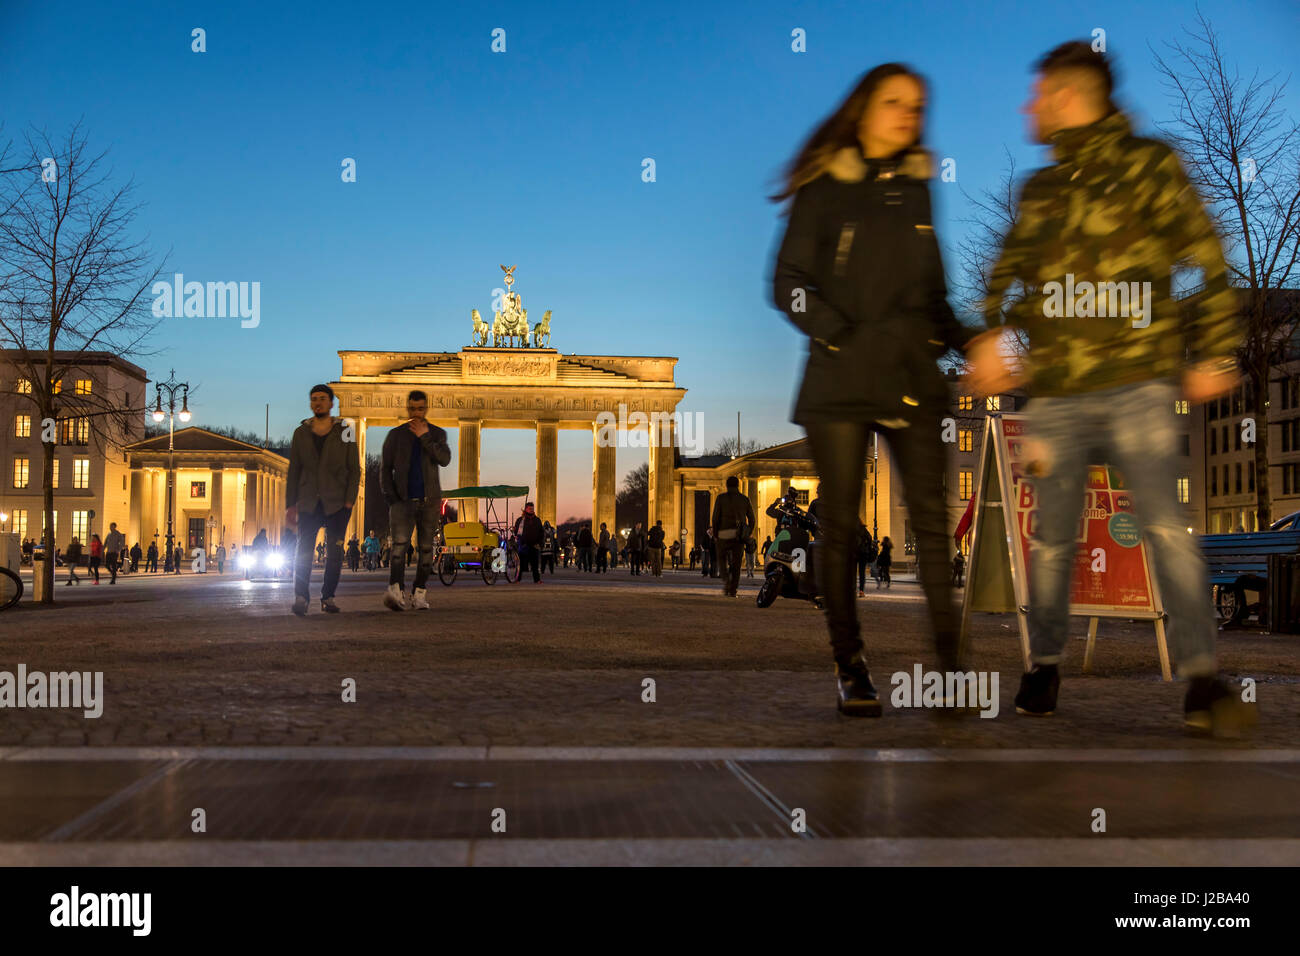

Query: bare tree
[1152,11,1300,525]
[705,436,763,458]
[952,147,1033,374]
[0,123,165,601]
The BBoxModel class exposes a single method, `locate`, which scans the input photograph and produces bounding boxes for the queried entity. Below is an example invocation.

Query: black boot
[836,657,882,717]
[1184,675,1258,738]
[1014,663,1060,716]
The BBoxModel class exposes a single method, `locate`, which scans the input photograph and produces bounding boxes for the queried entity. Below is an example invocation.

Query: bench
[1199,530,1300,626]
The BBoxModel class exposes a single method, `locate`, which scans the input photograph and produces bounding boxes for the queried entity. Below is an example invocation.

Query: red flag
[954,494,976,546]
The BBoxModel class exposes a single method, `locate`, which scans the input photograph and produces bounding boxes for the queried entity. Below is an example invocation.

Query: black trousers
[520,544,541,582]
[717,538,744,594]
[805,419,956,669]
[295,503,349,600]
[630,550,642,574]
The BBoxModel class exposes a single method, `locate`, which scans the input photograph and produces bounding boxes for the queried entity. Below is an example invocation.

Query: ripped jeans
[1025,380,1216,677]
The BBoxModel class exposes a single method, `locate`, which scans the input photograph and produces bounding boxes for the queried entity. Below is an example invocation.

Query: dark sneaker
[1184,676,1258,738]
[320,597,340,613]
[1014,664,1060,716]
[836,658,883,717]
[292,596,308,617]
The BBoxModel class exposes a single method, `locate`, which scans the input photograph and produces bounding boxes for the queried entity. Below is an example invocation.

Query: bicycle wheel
[480,548,499,585]
[506,549,521,583]
[438,553,458,586]
[0,566,23,610]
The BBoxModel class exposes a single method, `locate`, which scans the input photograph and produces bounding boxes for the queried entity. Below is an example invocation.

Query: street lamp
[0,511,8,533]
[152,369,191,569]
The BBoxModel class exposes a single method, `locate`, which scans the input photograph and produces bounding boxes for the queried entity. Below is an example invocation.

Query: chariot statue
[469,264,554,348]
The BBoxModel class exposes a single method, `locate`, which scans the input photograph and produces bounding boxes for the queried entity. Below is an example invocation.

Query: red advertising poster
[999,416,1155,612]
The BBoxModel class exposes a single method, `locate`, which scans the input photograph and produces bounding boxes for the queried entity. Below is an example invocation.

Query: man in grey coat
[380,389,452,610]
[286,384,360,616]
[103,522,126,584]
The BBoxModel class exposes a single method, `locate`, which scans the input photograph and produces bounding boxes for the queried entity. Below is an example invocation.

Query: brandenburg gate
[330,266,687,536]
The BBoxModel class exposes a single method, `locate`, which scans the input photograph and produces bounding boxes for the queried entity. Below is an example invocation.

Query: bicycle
[0,566,23,611]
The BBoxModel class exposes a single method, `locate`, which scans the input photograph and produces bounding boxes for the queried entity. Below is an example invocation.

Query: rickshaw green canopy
[441,485,529,499]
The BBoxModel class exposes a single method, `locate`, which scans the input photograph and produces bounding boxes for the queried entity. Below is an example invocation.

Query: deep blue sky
[2,0,1297,519]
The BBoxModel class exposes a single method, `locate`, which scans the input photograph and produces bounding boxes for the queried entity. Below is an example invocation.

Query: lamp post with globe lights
[151,370,191,568]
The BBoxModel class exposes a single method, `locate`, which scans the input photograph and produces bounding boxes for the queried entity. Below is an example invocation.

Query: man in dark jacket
[711,476,755,597]
[514,502,544,583]
[576,524,594,572]
[627,522,645,575]
[647,520,666,576]
[597,523,611,573]
[380,389,451,610]
[286,384,361,616]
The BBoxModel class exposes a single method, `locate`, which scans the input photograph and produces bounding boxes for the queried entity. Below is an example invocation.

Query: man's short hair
[726,476,740,489]
[407,390,428,405]
[310,384,334,401]
[1035,40,1114,108]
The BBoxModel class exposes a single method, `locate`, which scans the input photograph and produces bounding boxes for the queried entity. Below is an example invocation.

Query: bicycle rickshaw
[436,485,528,585]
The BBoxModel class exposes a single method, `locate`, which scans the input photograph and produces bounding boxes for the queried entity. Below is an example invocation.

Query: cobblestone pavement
[2,566,1295,749]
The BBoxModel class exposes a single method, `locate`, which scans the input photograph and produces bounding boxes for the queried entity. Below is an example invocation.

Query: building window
[1223,464,1229,495]
[959,470,974,500]
[51,379,61,394]
[1249,464,1255,493]
[58,417,90,445]
[1285,425,1292,453]
[1235,462,1242,494]
[1211,467,1218,496]
[42,510,57,541]
[190,481,206,498]
[9,509,26,539]
[1285,467,1291,496]
[1210,428,1217,455]
[1180,434,1190,456]
[1235,426,1242,451]
[793,489,810,506]
[71,510,89,546]
[14,414,30,439]
[1292,419,1300,452]
[1174,400,1189,414]
[74,379,92,395]
[73,458,90,490]
[15,378,32,394]
[1208,399,1218,421]
[1222,425,1229,452]
[958,429,973,452]
[50,458,59,489]
[1177,477,1189,503]
[12,458,28,489]
[985,396,1001,412]
[957,395,973,412]
[1233,390,1243,415]
[1245,382,1255,412]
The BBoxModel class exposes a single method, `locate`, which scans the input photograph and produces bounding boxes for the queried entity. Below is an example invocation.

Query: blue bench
[1200,530,1300,625]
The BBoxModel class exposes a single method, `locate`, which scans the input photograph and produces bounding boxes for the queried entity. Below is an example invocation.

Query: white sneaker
[383,583,407,611]
[410,587,430,610]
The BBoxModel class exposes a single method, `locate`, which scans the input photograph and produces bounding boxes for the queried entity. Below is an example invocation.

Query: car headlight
[267,552,284,570]
[239,554,254,569]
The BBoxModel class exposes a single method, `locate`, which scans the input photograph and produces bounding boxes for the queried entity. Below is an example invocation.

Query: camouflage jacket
[983,109,1239,396]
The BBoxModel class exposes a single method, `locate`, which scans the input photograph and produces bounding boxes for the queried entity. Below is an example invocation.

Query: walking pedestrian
[130,541,142,573]
[647,520,665,576]
[88,534,102,584]
[744,534,757,578]
[104,522,125,584]
[951,551,965,588]
[876,536,893,589]
[711,476,755,597]
[577,524,594,572]
[597,523,610,573]
[146,540,158,573]
[379,389,451,611]
[216,542,226,574]
[856,523,877,597]
[967,40,1255,735]
[541,521,556,574]
[514,502,545,583]
[627,522,645,575]
[286,383,361,616]
[771,62,969,714]
[65,537,83,585]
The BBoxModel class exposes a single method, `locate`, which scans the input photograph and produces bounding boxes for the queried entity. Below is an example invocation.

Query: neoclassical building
[124,427,287,553]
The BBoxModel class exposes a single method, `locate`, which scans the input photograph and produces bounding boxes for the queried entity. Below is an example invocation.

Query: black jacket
[772,145,973,424]
[287,417,361,515]
[380,423,452,505]
[514,512,544,547]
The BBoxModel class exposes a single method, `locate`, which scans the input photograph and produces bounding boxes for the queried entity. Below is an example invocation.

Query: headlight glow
[267,552,284,570]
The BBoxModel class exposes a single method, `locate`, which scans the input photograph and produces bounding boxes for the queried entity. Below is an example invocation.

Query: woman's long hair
[770,63,928,203]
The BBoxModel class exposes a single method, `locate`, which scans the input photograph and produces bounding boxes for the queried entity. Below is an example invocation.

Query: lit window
[50,458,59,489]
[74,379,92,395]
[76,417,89,444]
[1177,477,1189,503]
[12,458,29,489]
[1174,400,1189,414]
[985,396,1001,411]
[52,379,61,394]
[73,458,90,489]
[71,510,89,545]
[41,510,57,541]
[958,429,973,453]
[957,395,973,411]
[190,481,206,498]
[793,489,810,506]
[16,378,32,394]
[10,509,27,539]
[58,417,90,445]
[14,414,30,438]
[959,470,974,500]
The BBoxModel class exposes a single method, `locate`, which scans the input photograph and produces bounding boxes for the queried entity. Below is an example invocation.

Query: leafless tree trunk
[0,123,164,601]
[1153,12,1300,527]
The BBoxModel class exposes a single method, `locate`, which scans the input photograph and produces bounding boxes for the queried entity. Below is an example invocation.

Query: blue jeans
[1026,380,1216,677]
